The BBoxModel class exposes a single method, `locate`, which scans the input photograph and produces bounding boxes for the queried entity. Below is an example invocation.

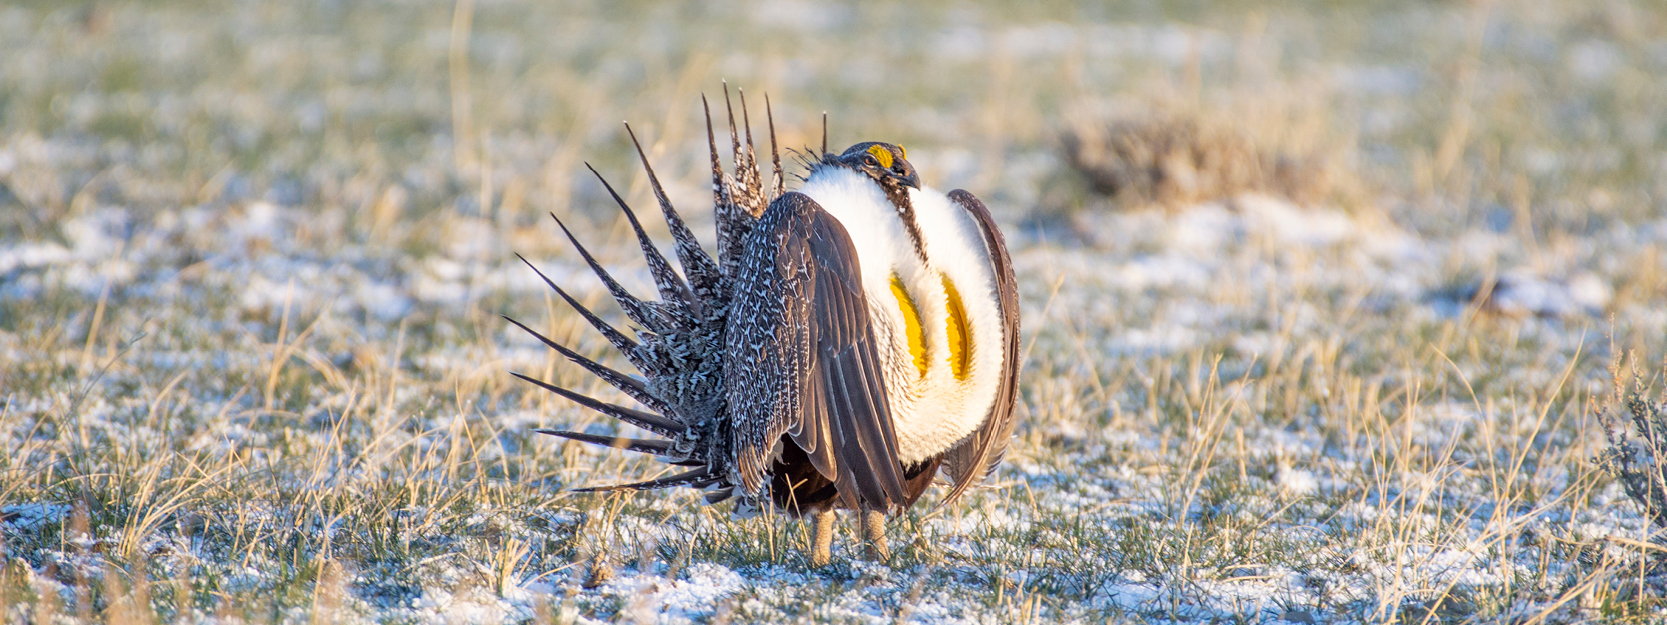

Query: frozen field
[4,1,1667,622]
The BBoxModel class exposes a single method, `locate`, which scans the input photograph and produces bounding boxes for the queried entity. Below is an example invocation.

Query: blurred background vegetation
[5,1,1667,622]
[4,0,1663,244]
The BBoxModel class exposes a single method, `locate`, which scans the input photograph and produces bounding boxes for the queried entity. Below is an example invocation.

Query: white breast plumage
[797,168,1005,465]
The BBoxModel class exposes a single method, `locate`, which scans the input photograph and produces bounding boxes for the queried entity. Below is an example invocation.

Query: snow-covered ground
[4,0,1667,622]
[3,184,1659,623]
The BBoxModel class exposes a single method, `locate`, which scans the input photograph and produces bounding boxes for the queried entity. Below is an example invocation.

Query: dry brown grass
[3,0,1667,622]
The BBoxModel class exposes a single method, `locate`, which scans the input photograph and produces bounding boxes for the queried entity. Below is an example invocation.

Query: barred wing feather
[726,192,909,510]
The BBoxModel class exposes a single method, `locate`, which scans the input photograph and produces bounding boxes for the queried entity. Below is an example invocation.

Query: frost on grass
[3,186,1644,622]
[4,0,1667,623]
[1602,380,1667,539]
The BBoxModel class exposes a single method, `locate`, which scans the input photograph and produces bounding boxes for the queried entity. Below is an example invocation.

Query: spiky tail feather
[509,87,786,500]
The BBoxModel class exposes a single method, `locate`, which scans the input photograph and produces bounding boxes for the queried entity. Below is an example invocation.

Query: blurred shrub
[1058,112,1334,210]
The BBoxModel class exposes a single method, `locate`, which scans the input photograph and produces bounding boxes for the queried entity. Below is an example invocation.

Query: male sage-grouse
[508,89,1019,566]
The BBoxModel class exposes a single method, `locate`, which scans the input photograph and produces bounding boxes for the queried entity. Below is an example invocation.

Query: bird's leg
[862,509,890,561]
[810,509,836,567]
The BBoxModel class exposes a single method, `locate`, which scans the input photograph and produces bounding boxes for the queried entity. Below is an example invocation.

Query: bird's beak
[899,171,921,190]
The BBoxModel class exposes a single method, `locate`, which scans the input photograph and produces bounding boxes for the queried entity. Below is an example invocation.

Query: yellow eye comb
[866,145,894,169]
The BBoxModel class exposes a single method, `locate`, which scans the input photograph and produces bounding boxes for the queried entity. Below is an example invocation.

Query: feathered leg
[811,510,836,568]
[862,510,889,561]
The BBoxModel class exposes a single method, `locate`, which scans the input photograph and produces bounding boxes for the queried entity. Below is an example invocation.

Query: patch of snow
[1277,467,1320,498]
[0,242,74,275]
[1567,272,1613,311]
[1,503,70,529]
[1237,195,1356,248]
[411,586,520,625]
[752,0,852,32]
[1568,40,1622,82]
[236,201,285,244]
[606,563,746,624]
[356,279,413,322]
[1443,270,1612,319]
[1330,64,1423,96]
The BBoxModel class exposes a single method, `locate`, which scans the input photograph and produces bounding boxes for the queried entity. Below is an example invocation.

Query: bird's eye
[863,155,878,167]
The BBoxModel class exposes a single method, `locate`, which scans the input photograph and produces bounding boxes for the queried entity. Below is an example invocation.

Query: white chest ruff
[798,169,1006,465]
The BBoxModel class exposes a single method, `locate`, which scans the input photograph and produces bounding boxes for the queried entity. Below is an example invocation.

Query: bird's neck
[804,165,928,265]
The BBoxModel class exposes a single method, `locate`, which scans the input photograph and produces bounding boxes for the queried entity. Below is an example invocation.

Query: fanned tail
[502,320,681,422]
[509,87,792,502]
[711,84,783,282]
[534,429,703,465]
[548,213,673,332]
[708,95,748,279]
[765,93,785,198]
[585,162,698,325]
[624,124,724,309]
[571,467,721,493]
[514,254,654,376]
[511,372,685,438]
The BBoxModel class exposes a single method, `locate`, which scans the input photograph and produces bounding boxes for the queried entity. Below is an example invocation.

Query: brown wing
[938,189,1022,506]
[727,191,909,511]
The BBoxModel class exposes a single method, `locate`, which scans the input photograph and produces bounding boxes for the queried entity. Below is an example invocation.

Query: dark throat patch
[881,180,929,264]
[813,155,929,264]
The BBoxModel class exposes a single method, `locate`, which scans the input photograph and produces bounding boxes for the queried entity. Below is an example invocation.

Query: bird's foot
[810,509,835,567]
[862,509,890,561]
